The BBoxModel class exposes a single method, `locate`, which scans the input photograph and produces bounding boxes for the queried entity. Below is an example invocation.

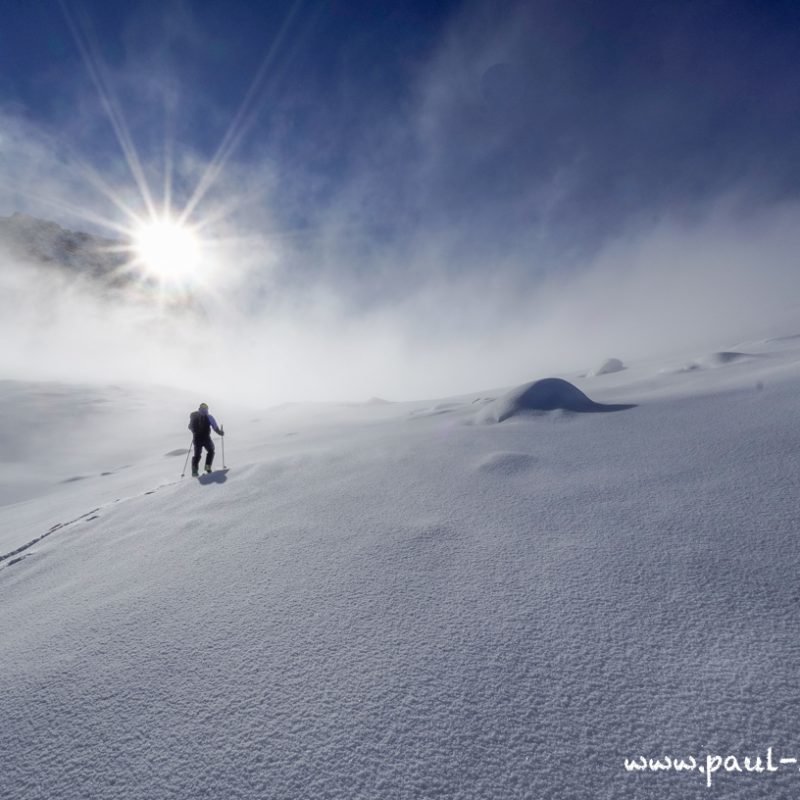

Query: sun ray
[163,137,174,218]
[179,0,305,224]
[72,158,148,225]
[161,86,176,222]
[44,2,315,305]
[59,0,157,221]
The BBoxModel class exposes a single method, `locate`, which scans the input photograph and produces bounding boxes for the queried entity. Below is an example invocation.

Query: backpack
[188,411,210,438]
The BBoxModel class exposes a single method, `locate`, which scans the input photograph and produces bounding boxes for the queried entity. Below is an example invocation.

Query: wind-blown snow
[3,336,800,799]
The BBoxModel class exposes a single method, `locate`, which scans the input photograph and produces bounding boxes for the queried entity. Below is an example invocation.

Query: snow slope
[3,336,800,799]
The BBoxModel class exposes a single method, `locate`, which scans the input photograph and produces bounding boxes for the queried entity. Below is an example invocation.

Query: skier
[188,402,224,477]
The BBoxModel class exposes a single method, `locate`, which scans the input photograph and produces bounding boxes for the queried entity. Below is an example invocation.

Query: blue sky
[4,0,800,262]
[0,2,458,238]
[2,0,800,400]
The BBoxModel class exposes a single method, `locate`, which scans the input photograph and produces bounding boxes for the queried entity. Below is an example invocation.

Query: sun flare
[134,218,201,283]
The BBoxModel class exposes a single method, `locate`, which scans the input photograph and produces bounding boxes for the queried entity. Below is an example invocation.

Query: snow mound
[589,357,625,376]
[476,452,537,475]
[479,378,636,423]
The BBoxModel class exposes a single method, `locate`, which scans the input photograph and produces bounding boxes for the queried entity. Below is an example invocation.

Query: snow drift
[478,377,636,423]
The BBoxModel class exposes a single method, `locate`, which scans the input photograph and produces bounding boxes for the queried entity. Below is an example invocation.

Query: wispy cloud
[2,1,800,404]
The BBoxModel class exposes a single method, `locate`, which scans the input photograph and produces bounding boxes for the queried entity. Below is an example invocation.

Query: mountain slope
[0,213,130,287]
[2,340,800,799]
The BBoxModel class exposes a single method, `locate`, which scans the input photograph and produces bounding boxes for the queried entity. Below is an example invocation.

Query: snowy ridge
[3,337,800,799]
[0,212,130,286]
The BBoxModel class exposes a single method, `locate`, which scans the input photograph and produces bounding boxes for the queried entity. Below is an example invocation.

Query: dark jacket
[189,411,222,440]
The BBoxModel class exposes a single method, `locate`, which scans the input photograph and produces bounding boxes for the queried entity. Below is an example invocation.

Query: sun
[134,217,201,283]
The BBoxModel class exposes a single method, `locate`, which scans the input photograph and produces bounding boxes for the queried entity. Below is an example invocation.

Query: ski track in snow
[0,478,184,571]
[0,507,102,568]
[0,443,236,571]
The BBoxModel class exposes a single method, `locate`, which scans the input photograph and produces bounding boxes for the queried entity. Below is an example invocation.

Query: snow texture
[3,335,800,799]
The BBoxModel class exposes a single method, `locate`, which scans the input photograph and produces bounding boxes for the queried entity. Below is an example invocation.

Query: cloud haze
[2,0,800,404]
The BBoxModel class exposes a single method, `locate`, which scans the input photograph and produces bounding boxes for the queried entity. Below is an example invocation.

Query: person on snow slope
[188,402,224,477]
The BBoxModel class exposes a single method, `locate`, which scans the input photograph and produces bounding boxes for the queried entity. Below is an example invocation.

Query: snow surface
[3,336,800,799]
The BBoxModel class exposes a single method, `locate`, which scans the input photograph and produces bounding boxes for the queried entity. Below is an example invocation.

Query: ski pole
[181,439,192,477]
[221,425,226,468]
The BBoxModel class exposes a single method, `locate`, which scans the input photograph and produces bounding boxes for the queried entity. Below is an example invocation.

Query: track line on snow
[0,507,101,565]
[0,477,185,569]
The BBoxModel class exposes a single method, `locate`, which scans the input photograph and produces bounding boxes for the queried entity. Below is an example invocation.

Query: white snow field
[3,335,800,800]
